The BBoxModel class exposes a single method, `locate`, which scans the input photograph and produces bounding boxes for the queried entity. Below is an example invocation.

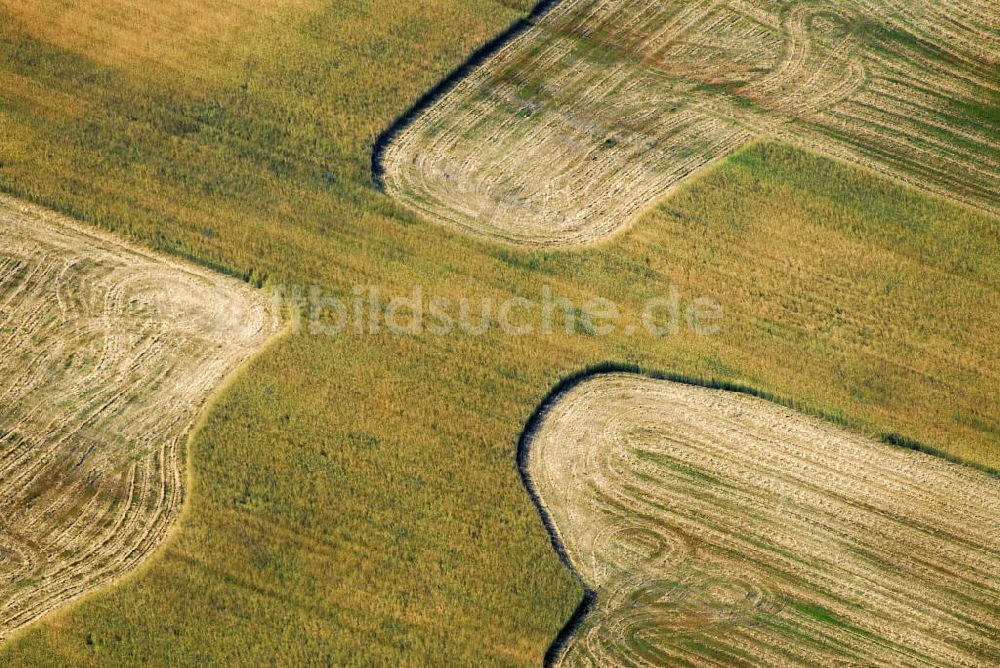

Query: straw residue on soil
[383,0,999,245]
[528,373,1000,666]
[0,196,278,639]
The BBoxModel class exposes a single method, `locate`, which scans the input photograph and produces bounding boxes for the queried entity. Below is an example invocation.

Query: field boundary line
[516,361,1000,665]
[370,0,565,189]
[0,195,292,643]
[0,315,293,647]
[0,186,265,286]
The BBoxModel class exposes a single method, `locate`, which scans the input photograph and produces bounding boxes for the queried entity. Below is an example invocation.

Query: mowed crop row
[528,374,1000,666]
[0,196,278,639]
[383,0,1000,245]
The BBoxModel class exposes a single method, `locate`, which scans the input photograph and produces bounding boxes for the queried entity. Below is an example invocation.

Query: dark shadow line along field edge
[370,0,565,188]
[515,361,1000,666]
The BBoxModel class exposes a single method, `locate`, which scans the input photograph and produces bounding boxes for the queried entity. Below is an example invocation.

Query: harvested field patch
[0,0,997,658]
[527,373,1000,665]
[382,0,1000,245]
[0,195,278,639]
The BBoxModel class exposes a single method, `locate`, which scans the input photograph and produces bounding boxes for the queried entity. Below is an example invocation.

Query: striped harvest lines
[382,0,999,245]
[0,196,279,639]
[528,374,1000,666]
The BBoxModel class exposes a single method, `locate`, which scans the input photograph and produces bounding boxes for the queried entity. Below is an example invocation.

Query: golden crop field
[0,196,277,639]
[383,0,1000,245]
[0,0,996,664]
[528,373,1000,666]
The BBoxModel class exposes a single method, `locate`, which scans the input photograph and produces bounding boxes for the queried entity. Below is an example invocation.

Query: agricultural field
[383,0,1000,245]
[0,196,277,639]
[0,0,996,665]
[527,374,1000,665]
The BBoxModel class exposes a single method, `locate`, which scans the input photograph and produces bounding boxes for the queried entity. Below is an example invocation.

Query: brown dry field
[0,195,278,639]
[383,0,1000,245]
[528,373,1000,666]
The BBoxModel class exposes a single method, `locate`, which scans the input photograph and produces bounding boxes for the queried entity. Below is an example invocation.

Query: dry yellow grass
[0,0,995,660]
[383,0,999,245]
[0,195,278,639]
[528,373,1000,666]
[0,0,319,88]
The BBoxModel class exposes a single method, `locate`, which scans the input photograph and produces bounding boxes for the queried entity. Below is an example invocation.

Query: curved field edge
[378,0,999,245]
[0,318,294,648]
[0,196,284,640]
[371,0,564,189]
[518,366,1000,665]
[3,136,997,663]
[0,1,996,659]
